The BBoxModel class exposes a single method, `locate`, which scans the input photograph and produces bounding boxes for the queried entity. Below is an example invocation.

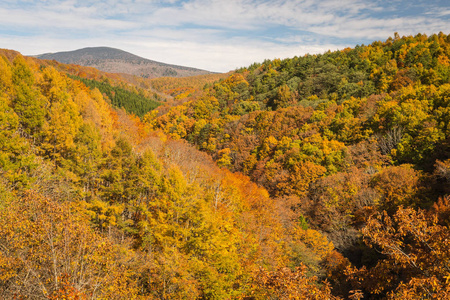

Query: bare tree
[378,126,404,155]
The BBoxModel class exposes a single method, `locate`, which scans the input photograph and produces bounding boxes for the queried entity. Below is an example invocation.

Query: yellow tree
[0,190,141,299]
[247,265,342,299]
[0,95,35,187]
[11,55,46,136]
[39,67,83,166]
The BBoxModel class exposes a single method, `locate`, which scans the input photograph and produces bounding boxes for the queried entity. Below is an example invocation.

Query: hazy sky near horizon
[1,0,449,72]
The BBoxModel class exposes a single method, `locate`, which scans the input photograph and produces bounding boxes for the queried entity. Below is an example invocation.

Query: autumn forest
[1,32,450,299]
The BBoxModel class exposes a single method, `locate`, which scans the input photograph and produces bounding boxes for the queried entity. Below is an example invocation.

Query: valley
[1,32,450,299]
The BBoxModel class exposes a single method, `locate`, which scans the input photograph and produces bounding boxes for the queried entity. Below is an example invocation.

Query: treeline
[0,52,343,298]
[150,73,230,96]
[148,73,231,115]
[70,75,161,117]
[149,32,450,298]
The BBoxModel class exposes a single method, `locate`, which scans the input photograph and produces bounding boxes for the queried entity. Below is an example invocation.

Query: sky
[0,0,449,72]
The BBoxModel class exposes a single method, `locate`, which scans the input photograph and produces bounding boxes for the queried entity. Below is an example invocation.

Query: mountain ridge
[36,46,213,78]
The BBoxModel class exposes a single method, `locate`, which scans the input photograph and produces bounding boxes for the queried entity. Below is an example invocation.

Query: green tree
[11,55,46,136]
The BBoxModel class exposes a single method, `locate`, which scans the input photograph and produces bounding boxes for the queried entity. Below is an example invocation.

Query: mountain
[36,46,212,78]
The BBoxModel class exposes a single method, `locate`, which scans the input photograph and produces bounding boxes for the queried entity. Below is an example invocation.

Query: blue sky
[0,0,449,72]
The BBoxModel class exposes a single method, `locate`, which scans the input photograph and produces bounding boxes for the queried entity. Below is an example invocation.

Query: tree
[0,190,140,299]
[347,199,450,299]
[11,55,46,136]
[247,265,342,299]
[0,95,35,187]
[370,164,421,213]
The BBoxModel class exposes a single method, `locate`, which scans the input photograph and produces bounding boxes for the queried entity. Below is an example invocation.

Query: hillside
[150,32,450,298]
[36,46,212,78]
[1,32,450,299]
[0,48,339,299]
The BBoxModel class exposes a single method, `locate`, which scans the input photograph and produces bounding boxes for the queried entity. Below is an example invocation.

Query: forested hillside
[1,32,450,299]
[69,75,161,117]
[0,50,340,299]
[148,32,450,298]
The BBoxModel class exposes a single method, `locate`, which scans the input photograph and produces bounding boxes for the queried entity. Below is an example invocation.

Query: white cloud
[0,7,136,32]
[0,34,338,73]
[123,37,341,72]
[0,0,448,72]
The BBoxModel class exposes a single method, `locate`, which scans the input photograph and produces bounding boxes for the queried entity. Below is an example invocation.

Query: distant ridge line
[36,46,213,78]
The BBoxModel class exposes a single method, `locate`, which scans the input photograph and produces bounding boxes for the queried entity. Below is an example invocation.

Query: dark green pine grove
[69,75,161,117]
[0,32,450,299]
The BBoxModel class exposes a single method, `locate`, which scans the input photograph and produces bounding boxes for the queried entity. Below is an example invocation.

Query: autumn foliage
[1,32,450,299]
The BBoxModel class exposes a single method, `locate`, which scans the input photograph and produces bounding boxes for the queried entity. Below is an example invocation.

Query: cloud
[0,7,135,34]
[0,33,337,73]
[0,0,448,72]
[124,37,340,72]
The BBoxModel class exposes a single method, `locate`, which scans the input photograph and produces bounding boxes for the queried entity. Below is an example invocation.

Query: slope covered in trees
[0,50,341,298]
[1,32,450,299]
[148,32,450,298]
[69,75,161,117]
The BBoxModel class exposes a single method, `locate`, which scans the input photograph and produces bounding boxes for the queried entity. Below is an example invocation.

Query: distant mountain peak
[36,47,212,78]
